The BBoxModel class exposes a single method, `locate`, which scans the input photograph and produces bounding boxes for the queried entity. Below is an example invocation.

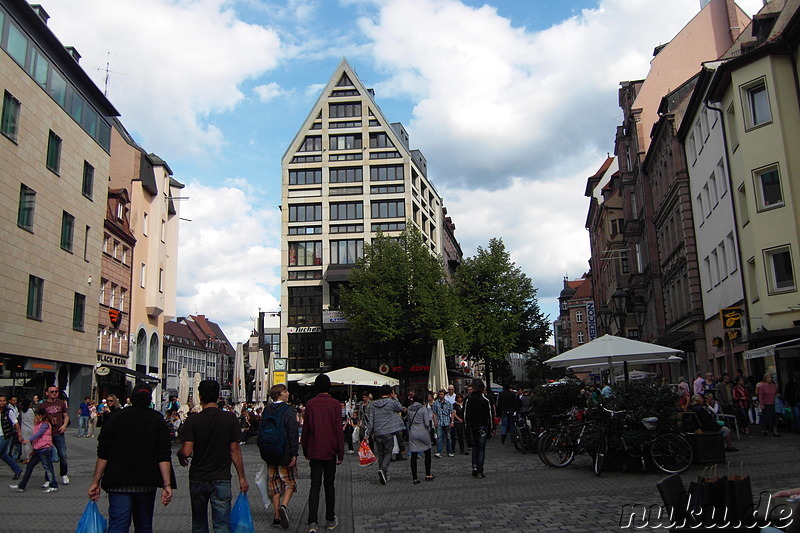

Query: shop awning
[744,338,800,360]
[104,365,161,384]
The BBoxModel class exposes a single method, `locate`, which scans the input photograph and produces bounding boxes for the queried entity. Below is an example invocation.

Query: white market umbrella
[428,339,449,393]
[545,334,683,368]
[232,342,247,405]
[192,372,202,411]
[567,355,682,371]
[299,367,399,387]
[252,349,268,404]
[614,370,658,381]
[177,367,190,419]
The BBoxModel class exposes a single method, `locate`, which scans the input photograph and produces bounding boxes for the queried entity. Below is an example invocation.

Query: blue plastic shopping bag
[75,500,107,533]
[230,491,255,533]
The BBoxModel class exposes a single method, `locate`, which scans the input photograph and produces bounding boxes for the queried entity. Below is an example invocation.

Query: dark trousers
[108,490,157,533]
[762,404,776,432]
[470,426,488,474]
[410,450,431,480]
[308,458,336,525]
[453,423,465,453]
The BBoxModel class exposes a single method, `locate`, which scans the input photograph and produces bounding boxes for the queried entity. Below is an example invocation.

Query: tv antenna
[95,51,126,96]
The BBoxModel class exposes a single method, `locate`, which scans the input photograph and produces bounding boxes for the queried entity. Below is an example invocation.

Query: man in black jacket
[261,384,299,529]
[497,384,519,444]
[88,382,173,532]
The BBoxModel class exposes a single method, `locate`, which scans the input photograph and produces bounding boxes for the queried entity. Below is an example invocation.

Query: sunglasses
[47,390,59,393]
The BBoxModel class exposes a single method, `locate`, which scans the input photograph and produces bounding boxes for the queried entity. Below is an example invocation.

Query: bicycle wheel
[593,434,608,477]
[512,431,523,453]
[538,430,575,467]
[650,433,693,474]
[521,428,535,453]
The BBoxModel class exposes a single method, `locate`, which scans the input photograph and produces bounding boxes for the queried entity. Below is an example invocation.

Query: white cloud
[45,0,282,157]
[254,82,284,102]
[177,182,282,343]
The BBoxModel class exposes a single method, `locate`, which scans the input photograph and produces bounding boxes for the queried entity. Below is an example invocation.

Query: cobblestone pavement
[1,427,798,532]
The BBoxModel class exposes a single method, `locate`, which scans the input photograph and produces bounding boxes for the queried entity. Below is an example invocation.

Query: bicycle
[511,407,537,454]
[537,411,597,468]
[593,406,693,477]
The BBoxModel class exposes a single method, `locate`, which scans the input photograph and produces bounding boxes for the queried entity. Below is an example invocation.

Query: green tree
[340,227,457,371]
[525,345,564,385]
[454,238,550,383]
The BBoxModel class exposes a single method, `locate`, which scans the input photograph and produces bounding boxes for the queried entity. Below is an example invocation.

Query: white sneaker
[41,481,50,489]
[9,485,24,492]
[43,487,58,493]
[62,475,69,485]
[448,453,454,457]
[434,453,442,458]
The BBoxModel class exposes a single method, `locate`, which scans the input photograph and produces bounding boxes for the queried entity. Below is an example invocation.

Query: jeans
[308,458,336,525]
[374,433,395,474]
[470,426,489,474]
[17,447,56,490]
[107,490,156,533]
[500,413,513,436]
[435,426,452,454]
[0,434,22,475]
[78,415,90,437]
[189,480,232,533]
[51,433,68,476]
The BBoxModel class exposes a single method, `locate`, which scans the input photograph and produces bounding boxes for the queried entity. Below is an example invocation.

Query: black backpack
[258,403,289,464]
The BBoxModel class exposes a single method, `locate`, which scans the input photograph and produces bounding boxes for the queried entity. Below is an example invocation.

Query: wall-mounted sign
[108,308,122,328]
[97,353,128,366]
[96,366,110,376]
[286,326,322,334]
[24,358,56,372]
[379,363,389,374]
[719,307,743,330]
[273,371,286,385]
[586,301,597,340]
[323,310,348,324]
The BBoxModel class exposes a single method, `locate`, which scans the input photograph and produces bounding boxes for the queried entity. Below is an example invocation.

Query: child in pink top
[9,408,58,493]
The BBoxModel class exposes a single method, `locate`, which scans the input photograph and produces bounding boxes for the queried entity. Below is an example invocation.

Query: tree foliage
[339,227,457,363]
[454,238,550,373]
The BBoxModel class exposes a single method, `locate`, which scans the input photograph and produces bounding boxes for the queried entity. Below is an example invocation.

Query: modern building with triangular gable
[279,59,448,376]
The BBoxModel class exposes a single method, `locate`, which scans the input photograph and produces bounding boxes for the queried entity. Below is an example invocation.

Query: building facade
[0,1,118,400]
[279,59,446,378]
[162,315,233,398]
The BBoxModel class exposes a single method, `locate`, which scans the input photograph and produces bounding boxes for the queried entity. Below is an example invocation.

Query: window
[621,251,629,274]
[73,293,86,331]
[765,246,795,293]
[370,165,403,181]
[329,167,362,183]
[61,211,75,252]
[369,132,394,148]
[718,241,729,281]
[329,102,361,118]
[121,246,128,264]
[371,222,406,232]
[82,162,94,199]
[161,220,166,242]
[83,226,90,262]
[112,240,119,259]
[46,131,62,173]
[371,184,405,194]
[726,233,738,274]
[737,184,750,226]
[100,280,107,305]
[288,225,322,235]
[289,241,322,266]
[288,270,322,280]
[744,80,771,128]
[288,286,323,327]
[331,224,364,233]
[754,165,783,210]
[371,200,405,219]
[140,263,146,288]
[289,204,322,222]
[577,331,585,344]
[716,159,727,197]
[329,120,361,129]
[696,193,705,221]
[329,186,362,196]
[330,202,363,220]
[158,269,164,293]
[6,21,28,66]
[710,249,720,286]
[17,184,35,231]
[1,91,21,142]
[330,239,364,265]
[289,169,322,185]
[329,134,362,150]
[298,136,322,152]
[143,212,149,236]
[726,103,739,151]
[687,133,697,163]
[747,258,759,302]
[27,275,44,320]
[110,284,117,308]
[575,311,583,323]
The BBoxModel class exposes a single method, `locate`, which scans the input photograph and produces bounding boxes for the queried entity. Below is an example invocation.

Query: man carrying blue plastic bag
[179,380,249,533]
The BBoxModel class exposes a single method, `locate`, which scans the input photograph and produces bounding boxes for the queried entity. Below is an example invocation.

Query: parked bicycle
[510,407,537,454]
[592,405,693,476]
[537,410,598,468]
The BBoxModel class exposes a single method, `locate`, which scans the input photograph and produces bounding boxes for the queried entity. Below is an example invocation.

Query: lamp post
[598,304,612,335]
[633,296,647,337]
[610,286,629,382]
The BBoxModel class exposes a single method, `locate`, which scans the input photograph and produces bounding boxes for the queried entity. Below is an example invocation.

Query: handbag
[75,500,107,533]
[230,491,255,533]
[358,439,376,466]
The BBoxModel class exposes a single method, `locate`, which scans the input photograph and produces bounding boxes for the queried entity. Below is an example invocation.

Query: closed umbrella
[252,349,268,404]
[192,372,202,412]
[232,342,247,405]
[428,339,449,393]
[178,367,190,419]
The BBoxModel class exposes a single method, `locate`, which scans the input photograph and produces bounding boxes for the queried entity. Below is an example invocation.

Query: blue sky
[43,0,764,343]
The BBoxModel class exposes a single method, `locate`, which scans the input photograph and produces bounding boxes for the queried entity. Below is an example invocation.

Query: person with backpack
[178,380,249,533]
[258,384,299,530]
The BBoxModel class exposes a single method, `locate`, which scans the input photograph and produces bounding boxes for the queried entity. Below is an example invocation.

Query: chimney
[64,46,81,63]
[29,4,49,25]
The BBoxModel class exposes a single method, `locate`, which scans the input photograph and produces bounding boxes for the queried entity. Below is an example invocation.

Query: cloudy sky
[44,0,763,343]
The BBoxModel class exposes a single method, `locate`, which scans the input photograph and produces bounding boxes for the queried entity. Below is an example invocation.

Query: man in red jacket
[301,374,343,532]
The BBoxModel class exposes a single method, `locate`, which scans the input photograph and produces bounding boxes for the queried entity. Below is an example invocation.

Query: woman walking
[733,377,750,435]
[452,394,467,455]
[464,379,493,479]
[757,373,780,436]
[406,392,434,484]
[17,398,35,462]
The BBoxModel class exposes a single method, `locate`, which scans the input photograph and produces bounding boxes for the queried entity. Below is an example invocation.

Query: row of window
[97,327,128,355]
[99,279,127,310]
[288,200,406,222]
[26,274,86,330]
[297,134,398,153]
[18,183,90,256]
[703,233,738,290]
[290,165,404,185]
[103,234,130,265]
[695,159,728,221]
[289,239,365,266]
[0,9,111,150]
[287,222,407,235]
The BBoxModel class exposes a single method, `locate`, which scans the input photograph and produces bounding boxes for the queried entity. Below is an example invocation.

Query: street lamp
[633,296,647,337]
[598,304,612,335]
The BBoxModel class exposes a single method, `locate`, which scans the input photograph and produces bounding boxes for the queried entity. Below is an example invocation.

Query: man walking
[178,379,249,533]
[88,382,174,532]
[77,397,92,437]
[432,389,454,457]
[497,384,519,444]
[0,395,22,480]
[42,385,69,485]
[301,374,343,532]
[259,383,299,530]
[367,385,406,483]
